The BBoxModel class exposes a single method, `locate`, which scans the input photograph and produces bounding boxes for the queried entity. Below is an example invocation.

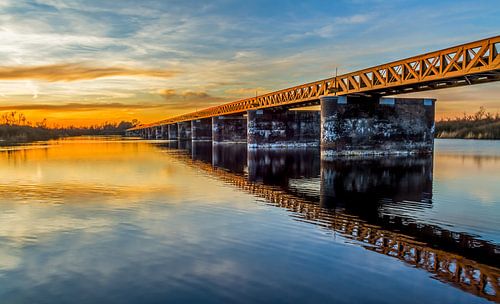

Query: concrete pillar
[177,121,192,140]
[247,109,320,148]
[168,124,178,140]
[154,126,162,139]
[212,115,247,143]
[191,118,212,141]
[147,128,153,139]
[320,96,435,160]
[160,125,169,139]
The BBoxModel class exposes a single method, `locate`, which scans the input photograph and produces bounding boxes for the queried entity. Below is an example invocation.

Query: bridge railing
[130,35,499,130]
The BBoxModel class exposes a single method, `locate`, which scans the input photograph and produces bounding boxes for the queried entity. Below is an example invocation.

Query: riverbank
[435,118,500,139]
[0,122,137,145]
[0,125,59,144]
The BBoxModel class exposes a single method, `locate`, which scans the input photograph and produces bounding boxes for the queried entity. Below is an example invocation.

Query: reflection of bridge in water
[159,141,499,302]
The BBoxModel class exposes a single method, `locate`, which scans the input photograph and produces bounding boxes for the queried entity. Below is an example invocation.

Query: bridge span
[128,36,499,157]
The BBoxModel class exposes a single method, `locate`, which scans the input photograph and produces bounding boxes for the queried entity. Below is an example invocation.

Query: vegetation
[0,111,139,144]
[435,107,500,139]
[2,107,499,144]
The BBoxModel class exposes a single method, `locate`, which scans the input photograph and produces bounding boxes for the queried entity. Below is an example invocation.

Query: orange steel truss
[131,35,500,130]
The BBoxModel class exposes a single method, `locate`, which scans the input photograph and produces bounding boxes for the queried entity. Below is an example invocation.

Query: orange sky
[0,1,499,127]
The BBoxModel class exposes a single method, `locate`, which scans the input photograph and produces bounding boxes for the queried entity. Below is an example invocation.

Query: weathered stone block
[212,115,247,143]
[247,109,320,148]
[168,124,178,140]
[321,96,435,160]
[191,118,212,141]
[177,121,192,140]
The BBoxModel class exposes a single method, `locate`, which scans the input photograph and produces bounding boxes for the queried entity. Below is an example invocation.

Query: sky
[0,0,499,126]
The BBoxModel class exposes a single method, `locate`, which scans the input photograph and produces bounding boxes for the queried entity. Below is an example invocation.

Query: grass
[435,107,500,140]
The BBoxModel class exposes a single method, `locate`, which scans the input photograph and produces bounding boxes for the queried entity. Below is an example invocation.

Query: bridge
[128,36,500,158]
[158,142,500,302]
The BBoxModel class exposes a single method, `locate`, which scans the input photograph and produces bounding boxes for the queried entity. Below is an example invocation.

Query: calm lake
[0,137,498,303]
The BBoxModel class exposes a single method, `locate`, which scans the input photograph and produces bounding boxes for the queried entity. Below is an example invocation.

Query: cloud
[158,89,228,110]
[224,87,269,97]
[0,64,177,82]
[285,13,374,41]
[0,102,164,112]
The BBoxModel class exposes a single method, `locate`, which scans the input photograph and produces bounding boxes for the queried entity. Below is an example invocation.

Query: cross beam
[131,35,500,130]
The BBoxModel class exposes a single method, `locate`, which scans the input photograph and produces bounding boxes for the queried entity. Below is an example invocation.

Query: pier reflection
[157,141,499,302]
[212,143,247,173]
[248,149,321,186]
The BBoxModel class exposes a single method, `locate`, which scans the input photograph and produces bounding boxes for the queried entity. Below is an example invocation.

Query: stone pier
[160,125,168,139]
[191,118,212,141]
[247,109,320,148]
[177,121,192,140]
[168,124,178,140]
[154,126,162,139]
[212,115,247,143]
[320,96,435,160]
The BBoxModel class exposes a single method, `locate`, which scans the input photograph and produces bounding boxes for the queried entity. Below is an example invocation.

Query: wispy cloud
[0,64,177,82]
[0,102,164,112]
[0,0,498,125]
[158,89,228,110]
[224,87,269,98]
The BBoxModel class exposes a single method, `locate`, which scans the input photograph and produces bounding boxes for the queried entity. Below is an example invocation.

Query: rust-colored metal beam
[130,35,500,131]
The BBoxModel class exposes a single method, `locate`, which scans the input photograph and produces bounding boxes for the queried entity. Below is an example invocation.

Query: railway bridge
[128,36,500,159]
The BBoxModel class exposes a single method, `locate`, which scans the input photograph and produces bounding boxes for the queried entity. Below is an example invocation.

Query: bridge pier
[191,118,212,141]
[168,124,178,140]
[247,109,320,148]
[212,115,247,143]
[177,121,192,140]
[320,96,435,160]
[160,125,168,139]
[154,126,162,139]
[147,128,154,139]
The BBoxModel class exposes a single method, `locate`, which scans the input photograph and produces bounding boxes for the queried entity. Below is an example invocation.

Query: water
[0,137,498,303]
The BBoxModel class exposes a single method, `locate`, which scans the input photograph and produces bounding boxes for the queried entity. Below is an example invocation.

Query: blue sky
[0,0,499,125]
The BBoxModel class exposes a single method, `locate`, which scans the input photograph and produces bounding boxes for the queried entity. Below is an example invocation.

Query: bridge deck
[130,35,500,131]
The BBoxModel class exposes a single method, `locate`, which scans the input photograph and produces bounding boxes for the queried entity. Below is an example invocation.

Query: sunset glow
[0,0,499,126]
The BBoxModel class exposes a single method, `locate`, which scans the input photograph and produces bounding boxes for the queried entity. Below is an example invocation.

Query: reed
[435,107,500,139]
